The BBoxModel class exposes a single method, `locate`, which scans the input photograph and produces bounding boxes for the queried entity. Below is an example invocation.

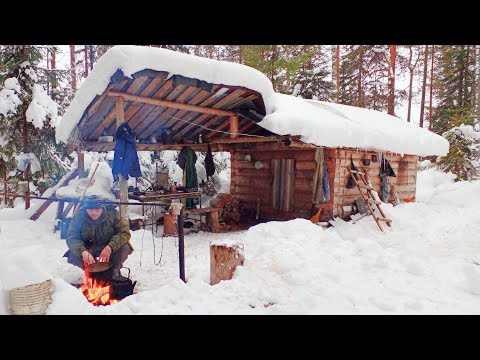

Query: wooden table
[128,191,202,220]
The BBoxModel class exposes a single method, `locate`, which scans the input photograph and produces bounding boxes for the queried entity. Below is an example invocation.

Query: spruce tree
[0,45,69,198]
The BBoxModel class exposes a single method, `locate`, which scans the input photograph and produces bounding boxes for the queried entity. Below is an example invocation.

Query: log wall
[231,144,336,221]
[332,149,417,217]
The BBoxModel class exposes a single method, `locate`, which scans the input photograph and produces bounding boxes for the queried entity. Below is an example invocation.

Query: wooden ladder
[349,169,392,232]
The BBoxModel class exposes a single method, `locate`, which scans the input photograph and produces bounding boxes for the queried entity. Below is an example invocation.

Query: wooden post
[77,148,86,179]
[116,96,128,220]
[210,241,245,285]
[178,207,185,283]
[24,163,31,210]
[230,115,238,139]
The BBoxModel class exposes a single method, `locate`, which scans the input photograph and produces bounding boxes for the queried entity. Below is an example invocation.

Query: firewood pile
[210,193,251,229]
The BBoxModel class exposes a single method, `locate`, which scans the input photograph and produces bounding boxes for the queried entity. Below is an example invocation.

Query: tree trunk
[336,45,340,103]
[419,45,429,128]
[70,45,76,93]
[407,47,414,123]
[51,47,56,91]
[84,45,89,77]
[429,45,435,131]
[475,45,480,130]
[387,45,397,116]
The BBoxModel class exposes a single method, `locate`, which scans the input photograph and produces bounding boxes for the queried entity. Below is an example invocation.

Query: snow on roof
[259,94,449,156]
[55,45,275,144]
[55,45,449,157]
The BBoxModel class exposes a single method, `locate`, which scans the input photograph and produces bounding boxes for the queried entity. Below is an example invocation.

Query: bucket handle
[119,266,131,279]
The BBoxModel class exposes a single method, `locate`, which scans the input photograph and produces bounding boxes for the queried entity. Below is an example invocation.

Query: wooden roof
[77,69,279,152]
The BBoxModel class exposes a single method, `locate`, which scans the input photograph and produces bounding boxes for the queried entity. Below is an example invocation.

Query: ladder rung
[350,170,365,175]
[368,199,382,205]
[357,183,373,190]
[377,217,392,223]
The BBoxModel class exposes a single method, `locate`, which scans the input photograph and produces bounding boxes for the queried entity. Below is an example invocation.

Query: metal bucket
[9,279,52,315]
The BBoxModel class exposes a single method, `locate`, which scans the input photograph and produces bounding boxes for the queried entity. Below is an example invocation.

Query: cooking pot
[86,262,113,282]
[110,267,137,300]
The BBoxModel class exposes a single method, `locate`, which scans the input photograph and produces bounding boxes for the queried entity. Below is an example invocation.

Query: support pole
[77,148,86,179]
[230,115,238,139]
[116,96,128,220]
[178,207,185,282]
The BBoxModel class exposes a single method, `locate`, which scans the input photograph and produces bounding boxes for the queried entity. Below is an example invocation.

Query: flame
[79,271,118,306]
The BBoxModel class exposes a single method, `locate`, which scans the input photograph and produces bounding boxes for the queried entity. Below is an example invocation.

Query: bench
[183,207,222,233]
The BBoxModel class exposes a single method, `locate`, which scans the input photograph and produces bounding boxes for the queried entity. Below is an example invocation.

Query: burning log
[80,274,118,306]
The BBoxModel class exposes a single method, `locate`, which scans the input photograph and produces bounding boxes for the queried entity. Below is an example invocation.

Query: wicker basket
[9,279,52,315]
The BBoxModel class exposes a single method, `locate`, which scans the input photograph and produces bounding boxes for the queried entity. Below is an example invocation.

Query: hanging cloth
[312,148,330,204]
[112,123,142,181]
[177,146,199,208]
[205,145,215,179]
[312,148,324,204]
[379,156,396,203]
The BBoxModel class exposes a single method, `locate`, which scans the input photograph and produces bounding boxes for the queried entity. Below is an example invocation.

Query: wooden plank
[87,84,114,117]
[108,90,235,117]
[174,89,246,140]
[295,161,316,171]
[87,77,149,140]
[167,90,213,130]
[153,86,198,128]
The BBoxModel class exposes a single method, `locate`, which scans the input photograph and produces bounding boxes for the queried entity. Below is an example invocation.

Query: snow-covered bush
[435,124,480,181]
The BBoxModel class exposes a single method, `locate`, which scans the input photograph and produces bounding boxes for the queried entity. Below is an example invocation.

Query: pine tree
[433,45,476,134]
[290,45,332,101]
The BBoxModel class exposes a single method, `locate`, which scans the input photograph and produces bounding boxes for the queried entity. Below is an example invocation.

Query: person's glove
[81,250,95,266]
[99,245,112,263]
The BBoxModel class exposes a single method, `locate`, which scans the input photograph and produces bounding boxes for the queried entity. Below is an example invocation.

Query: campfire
[80,271,118,306]
[79,263,137,306]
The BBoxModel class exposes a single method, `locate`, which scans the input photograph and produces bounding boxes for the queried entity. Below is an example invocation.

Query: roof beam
[107,90,235,117]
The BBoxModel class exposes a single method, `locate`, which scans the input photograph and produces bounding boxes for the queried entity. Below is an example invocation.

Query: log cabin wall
[230,143,336,221]
[332,148,418,217]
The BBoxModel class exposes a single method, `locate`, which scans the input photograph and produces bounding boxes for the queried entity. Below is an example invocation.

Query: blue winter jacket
[112,123,142,181]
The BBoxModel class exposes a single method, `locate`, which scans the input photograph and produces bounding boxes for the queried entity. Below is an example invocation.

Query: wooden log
[108,90,235,117]
[210,241,245,285]
[207,211,220,233]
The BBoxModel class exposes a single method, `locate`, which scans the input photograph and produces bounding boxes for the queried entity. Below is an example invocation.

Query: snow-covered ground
[1,168,480,314]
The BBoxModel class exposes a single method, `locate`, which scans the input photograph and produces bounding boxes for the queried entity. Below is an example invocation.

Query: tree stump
[210,241,245,285]
[163,213,178,237]
[207,211,220,233]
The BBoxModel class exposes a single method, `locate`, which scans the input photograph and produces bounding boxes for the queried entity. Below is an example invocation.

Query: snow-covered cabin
[56,45,449,223]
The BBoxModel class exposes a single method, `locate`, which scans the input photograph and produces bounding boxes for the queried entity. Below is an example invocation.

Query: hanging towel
[112,123,142,181]
[205,145,215,179]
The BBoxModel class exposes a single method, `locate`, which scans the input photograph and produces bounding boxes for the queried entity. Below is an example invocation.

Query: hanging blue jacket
[112,123,142,181]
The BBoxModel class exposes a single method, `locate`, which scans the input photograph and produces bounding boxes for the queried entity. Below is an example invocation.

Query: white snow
[55,161,116,201]
[259,94,449,156]
[2,168,480,314]
[54,45,447,157]
[26,84,60,129]
[0,78,22,117]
